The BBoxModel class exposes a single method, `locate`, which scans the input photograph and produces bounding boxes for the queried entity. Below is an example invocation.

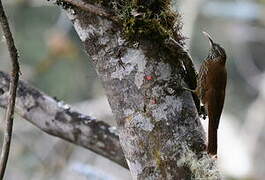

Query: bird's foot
[182,86,195,93]
[199,105,207,120]
[209,154,218,159]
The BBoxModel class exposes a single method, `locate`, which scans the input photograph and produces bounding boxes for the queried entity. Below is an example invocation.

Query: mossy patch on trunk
[91,0,183,43]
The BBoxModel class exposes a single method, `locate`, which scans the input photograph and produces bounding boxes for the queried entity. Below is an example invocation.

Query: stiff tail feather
[207,125,217,155]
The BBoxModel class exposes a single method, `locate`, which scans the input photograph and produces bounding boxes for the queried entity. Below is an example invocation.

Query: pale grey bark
[60,1,221,179]
[0,0,222,178]
[0,71,127,169]
[0,1,20,178]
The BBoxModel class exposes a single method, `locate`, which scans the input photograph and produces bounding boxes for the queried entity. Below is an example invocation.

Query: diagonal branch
[53,0,117,22]
[0,1,20,179]
[0,71,128,169]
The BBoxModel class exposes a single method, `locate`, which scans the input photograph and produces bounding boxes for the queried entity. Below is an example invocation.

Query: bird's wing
[207,88,225,155]
[207,89,225,130]
[197,61,209,102]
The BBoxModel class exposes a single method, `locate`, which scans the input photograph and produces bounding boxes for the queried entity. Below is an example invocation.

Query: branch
[0,1,20,179]
[53,0,117,22]
[0,71,128,169]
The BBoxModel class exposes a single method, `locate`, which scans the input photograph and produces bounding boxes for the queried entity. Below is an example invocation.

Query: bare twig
[0,1,20,179]
[58,0,117,22]
[0,71,128,169]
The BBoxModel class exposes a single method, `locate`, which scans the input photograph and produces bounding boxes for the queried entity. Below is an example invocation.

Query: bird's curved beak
[202,31,214,48]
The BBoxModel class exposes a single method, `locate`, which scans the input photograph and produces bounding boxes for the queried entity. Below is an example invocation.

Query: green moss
[153,150,167,177]
[154,150,165,169]
[176,144,220,179]
[150,139,167,178]
[93,0,183,43]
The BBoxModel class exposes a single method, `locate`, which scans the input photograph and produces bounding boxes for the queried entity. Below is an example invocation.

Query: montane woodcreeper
[186,32,227,156]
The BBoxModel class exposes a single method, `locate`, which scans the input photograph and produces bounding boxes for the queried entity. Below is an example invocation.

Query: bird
[184,31,227,156]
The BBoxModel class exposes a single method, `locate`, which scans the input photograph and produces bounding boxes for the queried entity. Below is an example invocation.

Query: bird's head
[203,31,226,61]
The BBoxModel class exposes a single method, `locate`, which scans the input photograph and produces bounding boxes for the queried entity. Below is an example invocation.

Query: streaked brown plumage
[195,32,227,156]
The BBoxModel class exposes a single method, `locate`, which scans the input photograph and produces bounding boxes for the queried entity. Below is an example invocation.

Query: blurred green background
[1,0,265,179]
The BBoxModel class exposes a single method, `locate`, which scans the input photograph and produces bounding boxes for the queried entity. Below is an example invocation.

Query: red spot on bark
[145,75,153,80]
[150,99,157,104]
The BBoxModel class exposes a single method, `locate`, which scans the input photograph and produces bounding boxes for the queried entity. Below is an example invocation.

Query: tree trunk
[54,0,221,179]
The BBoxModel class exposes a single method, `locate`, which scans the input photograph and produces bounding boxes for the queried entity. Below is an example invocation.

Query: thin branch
[0,71,128,169]
[56,0,117,22]
[0,1,20,179]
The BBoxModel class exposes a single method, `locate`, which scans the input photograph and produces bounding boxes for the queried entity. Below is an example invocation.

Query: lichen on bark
[54,0,221,178]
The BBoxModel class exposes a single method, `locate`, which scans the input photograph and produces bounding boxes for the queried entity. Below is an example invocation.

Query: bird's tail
[207,126,217,155]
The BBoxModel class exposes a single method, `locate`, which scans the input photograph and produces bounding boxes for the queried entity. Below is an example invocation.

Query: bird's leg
[182,87,207,119]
